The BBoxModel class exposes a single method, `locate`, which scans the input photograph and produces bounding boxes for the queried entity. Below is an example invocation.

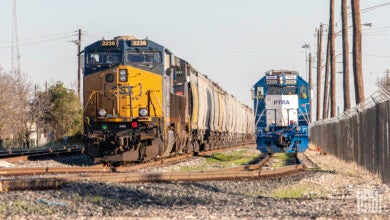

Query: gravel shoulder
[0,145,388,219]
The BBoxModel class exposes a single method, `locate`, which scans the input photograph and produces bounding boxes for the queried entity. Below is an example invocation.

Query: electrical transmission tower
[11,0,21,75]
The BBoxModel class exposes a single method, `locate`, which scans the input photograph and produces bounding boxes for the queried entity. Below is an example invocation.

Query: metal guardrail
[311,89,390,183]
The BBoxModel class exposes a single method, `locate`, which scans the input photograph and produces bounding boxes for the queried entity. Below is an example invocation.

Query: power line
[0,33,78,50]
[361,2,390,13]
[0,31,78,46]
[346,2,390,16]
[24,62,75,69]
[363,54,390,58]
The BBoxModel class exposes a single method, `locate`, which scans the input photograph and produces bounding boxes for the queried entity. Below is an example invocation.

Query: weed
[270,187,308,198]
[269,183,326,199]
[270,153,297,168]
[71,194,83,202]
[180,150,260,171]
[89,196,104,203]
[0,205,5,214]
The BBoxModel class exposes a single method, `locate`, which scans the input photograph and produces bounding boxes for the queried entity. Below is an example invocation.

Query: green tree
[33,81,82,142]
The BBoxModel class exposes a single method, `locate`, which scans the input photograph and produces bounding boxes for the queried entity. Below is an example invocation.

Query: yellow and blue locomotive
[251,70,310,153]
[83,36,255,162]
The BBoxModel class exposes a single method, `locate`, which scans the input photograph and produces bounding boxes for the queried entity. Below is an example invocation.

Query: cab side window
[257,87,264,99]
[300,85,308,99]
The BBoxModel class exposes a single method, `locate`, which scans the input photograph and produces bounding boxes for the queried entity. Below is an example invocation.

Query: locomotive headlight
[139,108,148,116]
[98,108,106,117]
[279,76,284,84]
[296,126,301,132]
[119,69,128,82]
[264,126,270,132]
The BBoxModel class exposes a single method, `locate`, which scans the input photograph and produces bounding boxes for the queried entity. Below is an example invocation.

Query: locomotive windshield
[126,51,161,63]
[267,86,297,95]
[85,52,122,72]
[125,51,162,70]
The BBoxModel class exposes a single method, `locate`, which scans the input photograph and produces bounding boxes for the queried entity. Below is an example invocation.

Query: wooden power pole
[342,0,351,111]
[316,24,323,121]
[351,0,365,103]
[329,0,336,117]
[309,52,312,122]
[77,28,82,97]
[323,38,330,119]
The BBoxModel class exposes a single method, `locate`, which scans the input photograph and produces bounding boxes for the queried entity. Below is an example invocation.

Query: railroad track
[0,150,308,192]
[297,152,321,169]
[0,144,254,176]
[0,145,83,163]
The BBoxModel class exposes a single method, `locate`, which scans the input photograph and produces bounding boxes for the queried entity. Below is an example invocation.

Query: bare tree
[376,70,390,91]
[10,71,31,147]
[0,69,14,147]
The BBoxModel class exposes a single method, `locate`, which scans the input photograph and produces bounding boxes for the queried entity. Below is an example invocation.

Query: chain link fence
[311,89,390,183]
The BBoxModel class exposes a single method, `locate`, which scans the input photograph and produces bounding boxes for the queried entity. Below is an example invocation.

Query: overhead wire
[360,2,390,14]
[0,32,78,49]
[0,31,78,45]
[24,62,76,69]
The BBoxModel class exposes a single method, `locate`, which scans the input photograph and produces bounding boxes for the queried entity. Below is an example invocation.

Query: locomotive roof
[265,70,298,76]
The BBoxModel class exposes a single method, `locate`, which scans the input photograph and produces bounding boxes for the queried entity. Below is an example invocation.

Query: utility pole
[342,0,351,111]
[323,40,330,119]
[308,52,312,122]
[316,24,323,121]
[330,0,336,117]
[77,29,82,97]
[34,84,39,146]
[351,0,365,103]
[11,0,20,75]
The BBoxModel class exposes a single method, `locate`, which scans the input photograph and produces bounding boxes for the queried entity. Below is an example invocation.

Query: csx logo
[274,100,290,105]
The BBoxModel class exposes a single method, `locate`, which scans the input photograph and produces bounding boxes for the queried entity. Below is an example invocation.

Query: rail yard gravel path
[0,146,388,219]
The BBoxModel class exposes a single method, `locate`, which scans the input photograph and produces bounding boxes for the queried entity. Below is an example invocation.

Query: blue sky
[0,0,389,115]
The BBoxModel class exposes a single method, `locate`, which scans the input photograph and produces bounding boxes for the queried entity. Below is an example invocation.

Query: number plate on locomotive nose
[100,40,117,47]
[131,40,148,47]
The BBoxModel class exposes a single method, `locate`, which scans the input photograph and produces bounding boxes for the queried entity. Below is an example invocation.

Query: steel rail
[0,154,307,191]
[0,145,84,162]
[0,144,256,176]
[0,164,304,192]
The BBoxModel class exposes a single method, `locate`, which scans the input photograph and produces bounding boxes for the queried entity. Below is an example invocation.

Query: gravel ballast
[0,146,388,219]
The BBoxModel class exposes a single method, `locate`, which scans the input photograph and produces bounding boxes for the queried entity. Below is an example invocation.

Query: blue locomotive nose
[253,70,310,154]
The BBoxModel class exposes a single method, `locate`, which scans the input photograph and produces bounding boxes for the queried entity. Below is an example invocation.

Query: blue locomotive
[251,70,310,153]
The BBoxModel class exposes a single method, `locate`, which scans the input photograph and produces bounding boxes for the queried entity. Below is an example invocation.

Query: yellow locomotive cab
[84,65,163,122]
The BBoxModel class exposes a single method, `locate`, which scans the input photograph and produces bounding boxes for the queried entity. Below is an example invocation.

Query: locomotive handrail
[83,90,100,112]
[255,109,265,127]
[253,97,260,118]
[298,108,311,125]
